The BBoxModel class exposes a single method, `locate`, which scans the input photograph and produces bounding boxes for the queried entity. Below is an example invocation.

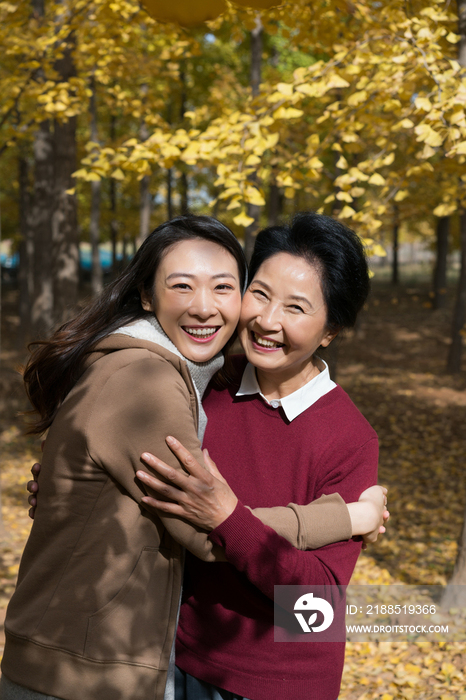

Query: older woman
[138,212,380,700]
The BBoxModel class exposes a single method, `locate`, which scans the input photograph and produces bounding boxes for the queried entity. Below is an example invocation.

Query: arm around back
[250,492,352,550]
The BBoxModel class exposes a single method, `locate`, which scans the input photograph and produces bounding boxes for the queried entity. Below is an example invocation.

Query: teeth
[184,327,218,337]
[254,332,283,348]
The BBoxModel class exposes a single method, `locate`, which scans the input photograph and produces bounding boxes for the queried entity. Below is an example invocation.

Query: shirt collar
[235,360,336,422]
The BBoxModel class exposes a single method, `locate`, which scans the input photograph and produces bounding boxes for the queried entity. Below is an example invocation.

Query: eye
[215,283,235,291]
[289,304,305,313]
[251,288,268,300]
[172,283,192,290]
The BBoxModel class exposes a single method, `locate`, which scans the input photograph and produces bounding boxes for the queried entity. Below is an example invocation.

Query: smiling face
[238,252,337,394]
[141,238,242,363]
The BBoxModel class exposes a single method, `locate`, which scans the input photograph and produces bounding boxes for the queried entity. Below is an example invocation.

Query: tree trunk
[109,115,118,277]
[89,75,103,296]
[90,180,102,293]
[329,106,345,217]
[180,171,189,216]
[18,155,34,347]
[52,114,79,323]
[459,0,466,66]
[250,14,262,98]
[31,0,44,18]
[0,199,2,365]
[167,169,174,219]
[442,2,466,605]
[109,179,118,276]
[31,121,54,338]
[268,180,282,226]
[447,210,466,373]
[244,13,263,262]
[52,35,79,324]
[245,209,260,262]
[122,234,130,267]
[391,206,399,286]
[432,216,449,310]
[139,174,152,245]
[446,0,466,370]
[28,0,53,337]
[137,96,152,248]
[179,68,189,216]
[138,122,151,246]
[0,198,3,533]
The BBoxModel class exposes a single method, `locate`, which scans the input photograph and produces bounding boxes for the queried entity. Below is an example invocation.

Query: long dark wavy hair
[24,215,247,435]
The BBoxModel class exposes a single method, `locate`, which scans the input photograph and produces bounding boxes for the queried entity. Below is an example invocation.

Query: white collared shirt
[235,360,337,422]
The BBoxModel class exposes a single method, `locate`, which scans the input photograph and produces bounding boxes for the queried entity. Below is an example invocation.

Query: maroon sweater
[176,361,378,700]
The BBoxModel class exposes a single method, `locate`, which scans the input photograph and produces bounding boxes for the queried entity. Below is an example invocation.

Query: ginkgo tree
[76,1,466,237]
[97,0,466,377]
[3,0,466,347]
[0,0,200,335]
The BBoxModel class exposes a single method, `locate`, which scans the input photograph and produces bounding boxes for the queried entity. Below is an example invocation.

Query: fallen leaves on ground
[336,282,466,699]
[0,425,38,611]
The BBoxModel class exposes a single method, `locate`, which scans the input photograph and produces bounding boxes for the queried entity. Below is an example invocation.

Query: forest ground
[0,264,465,699]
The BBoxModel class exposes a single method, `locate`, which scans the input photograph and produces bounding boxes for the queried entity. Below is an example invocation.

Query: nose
[255,302,282,332]
[189,287,218,320]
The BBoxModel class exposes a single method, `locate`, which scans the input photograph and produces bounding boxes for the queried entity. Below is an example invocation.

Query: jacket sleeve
[86,355,227,561]
[208,437,379,599]
[248,493,352,550]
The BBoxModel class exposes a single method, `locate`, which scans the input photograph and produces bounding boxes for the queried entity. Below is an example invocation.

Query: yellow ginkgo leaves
[19,0,466,242]
[415,124,445,148]
[433,202,457,217]
[233,211,255,227]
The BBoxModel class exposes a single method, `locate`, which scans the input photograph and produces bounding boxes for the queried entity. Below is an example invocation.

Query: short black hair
[249,212,370,331]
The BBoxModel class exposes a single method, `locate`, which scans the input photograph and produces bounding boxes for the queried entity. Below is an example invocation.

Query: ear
[139,286,153,312]
[320,329,339,348]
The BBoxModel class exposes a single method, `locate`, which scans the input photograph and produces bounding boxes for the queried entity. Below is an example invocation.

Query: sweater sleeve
[209,437,379,599]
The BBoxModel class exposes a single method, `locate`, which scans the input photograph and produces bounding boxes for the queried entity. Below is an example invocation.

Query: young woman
[136,212,380,700]
[2,215,385,700]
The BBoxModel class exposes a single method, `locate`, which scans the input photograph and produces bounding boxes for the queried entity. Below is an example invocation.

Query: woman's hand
[137,436,238,531]
[27,463,41,519]
[347,485,389,548]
